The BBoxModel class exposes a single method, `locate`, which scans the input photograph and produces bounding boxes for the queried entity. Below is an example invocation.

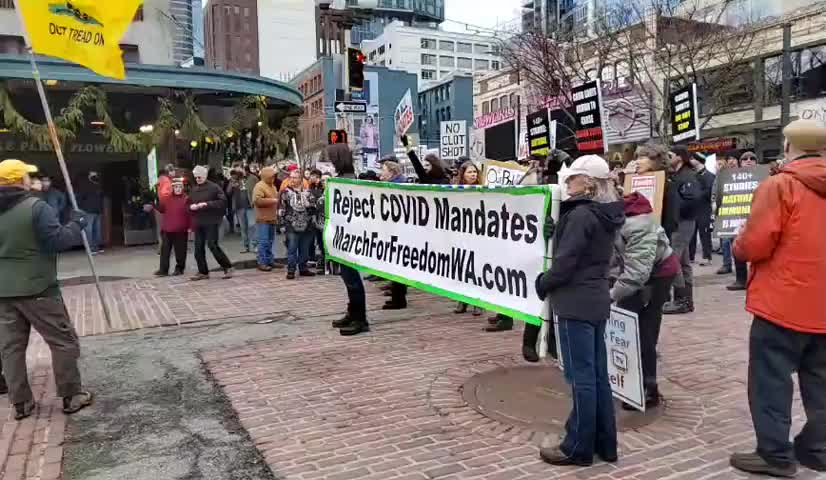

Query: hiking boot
[539,446,592,467]
[190,273,209,281]
[454,303,468,314]
[522,346,539,363]
[153,270,168,277]
[730,452,797,478]
[299,270,316,277]
[382,300,407,310]
[14,401,35,420]
[726,281,747,291]
[795,444,826,472]
[339,318,370,336]
[663,300,692,315]
[486,317,513,332]
[222,268,234,279]
[63,392,94,415]
[257,265,273,272]
[286,271,296,280]
[717,266,733,275]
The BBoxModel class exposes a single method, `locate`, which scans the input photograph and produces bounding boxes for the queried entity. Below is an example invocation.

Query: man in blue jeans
[252,167,279,272]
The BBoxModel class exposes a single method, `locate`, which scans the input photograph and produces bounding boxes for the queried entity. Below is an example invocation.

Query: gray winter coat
[610,210,674,303]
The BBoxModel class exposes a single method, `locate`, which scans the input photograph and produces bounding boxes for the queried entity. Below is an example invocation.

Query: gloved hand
[70,209,88,229]
[544,216,556,240]
[535,272,548,300]
[400,135,409,148]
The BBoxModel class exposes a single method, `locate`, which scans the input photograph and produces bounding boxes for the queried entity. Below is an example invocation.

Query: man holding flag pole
[0,0,143,418]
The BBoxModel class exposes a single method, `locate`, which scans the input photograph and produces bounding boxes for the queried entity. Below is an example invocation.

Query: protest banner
[571,80,607,155]
[440,120,467,161]
[554,306,645,411]
[670,84,700,144]
[482,160,530,187]
[394,89,414,136]
[624,171,666,224]
[527,108,553,158]
[714,165,771,237]
[325,179,557,325]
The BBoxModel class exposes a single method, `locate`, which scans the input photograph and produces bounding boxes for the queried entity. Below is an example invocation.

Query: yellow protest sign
[17,0,143,79]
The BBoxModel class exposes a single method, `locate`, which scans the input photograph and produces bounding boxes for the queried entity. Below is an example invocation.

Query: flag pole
[13,0,113,329]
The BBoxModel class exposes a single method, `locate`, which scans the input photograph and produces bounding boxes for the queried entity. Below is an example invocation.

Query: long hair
[582,176,621,203]
[634,144,670,171]
[424,153,447,181]
[327,143,354,175]
[456,161,481,185]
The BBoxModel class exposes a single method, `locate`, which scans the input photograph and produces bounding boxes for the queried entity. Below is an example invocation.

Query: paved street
[0,267,823,479]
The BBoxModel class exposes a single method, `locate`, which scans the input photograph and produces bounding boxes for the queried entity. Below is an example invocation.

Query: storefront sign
[440,120,467,161]
[688,138,737,153]
[473,108,517,130]
[714,165,771,237]
[482,160,530,187]
[324,178,555,325]
[670,84,700,144]
[527,108,553,157]
[571,80,607,154]
[394,89,414,136]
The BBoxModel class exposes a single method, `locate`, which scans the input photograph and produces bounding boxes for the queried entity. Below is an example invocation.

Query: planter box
[124,227,157,246]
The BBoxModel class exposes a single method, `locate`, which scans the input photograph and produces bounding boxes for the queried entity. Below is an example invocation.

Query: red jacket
[734,156,826,334]
[156,194,192,233]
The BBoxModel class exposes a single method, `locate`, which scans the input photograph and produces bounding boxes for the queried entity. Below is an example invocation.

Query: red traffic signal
[328,129,348,145]
[347,47,365,91]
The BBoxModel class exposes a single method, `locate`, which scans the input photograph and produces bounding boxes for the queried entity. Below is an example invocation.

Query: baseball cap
[566,155,610,180]
[784,119,826,152]
[0,159,38,185]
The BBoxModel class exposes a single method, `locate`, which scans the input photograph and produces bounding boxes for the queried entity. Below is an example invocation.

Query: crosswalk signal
[328,129,348,145]
[347,47,365,91]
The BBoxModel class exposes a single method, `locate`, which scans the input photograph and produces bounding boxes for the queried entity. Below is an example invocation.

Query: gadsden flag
[17,0,143,79]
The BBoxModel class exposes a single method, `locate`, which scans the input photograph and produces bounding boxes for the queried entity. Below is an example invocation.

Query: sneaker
[190,273,209,281]
[539,446,592,467]
[14,401,35,420]
[717,266,733,275]
[726,282,747,291]
[257,265,273,272]
[286,272,296,280]
[63,391,94,415]
[222,268,234,279]
[522,346,539,363]
[153,270,168,277]
[663,301,693,315]
[730,452,797,478]
[699,259,712,266]
[299,270,316,277]
[241,248,251,254]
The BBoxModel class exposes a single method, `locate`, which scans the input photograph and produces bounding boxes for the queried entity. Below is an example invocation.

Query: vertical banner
[555,306,645,411]
[714,165,771,237]
[394,89,414,136]
[440,120,467,162]
[147,147,158,191]
[324,179,556,325]
[571,80,606,155]
[527,108,552,157]
[671,83,700,144]
[624,171,666,224]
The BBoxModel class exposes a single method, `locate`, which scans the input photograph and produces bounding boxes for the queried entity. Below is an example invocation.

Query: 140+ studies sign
[324,179,555,325]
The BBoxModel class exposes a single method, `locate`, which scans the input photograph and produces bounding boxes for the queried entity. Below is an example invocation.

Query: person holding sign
[729,120,826,478]
[535,155,625,467]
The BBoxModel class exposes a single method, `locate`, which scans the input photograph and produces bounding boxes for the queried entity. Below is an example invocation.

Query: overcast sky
[443,0,522,32]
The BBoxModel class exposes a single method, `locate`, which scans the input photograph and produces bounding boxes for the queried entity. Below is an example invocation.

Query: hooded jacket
[610,192,676,302]
[252,168,279,224]
[734,155,826,334]
[536,196,625,324]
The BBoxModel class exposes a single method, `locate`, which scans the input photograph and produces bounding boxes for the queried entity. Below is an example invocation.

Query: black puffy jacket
[536,196,625,324]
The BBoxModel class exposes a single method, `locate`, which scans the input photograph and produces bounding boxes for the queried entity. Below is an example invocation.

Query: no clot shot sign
[440,120,467,161]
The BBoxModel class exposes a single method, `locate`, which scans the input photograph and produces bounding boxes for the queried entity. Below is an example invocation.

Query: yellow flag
[17,0,143,79]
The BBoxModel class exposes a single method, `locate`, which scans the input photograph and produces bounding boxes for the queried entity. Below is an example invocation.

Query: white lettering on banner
[325,179,557,324]
[554,306,645,411]
[440,120,467,161]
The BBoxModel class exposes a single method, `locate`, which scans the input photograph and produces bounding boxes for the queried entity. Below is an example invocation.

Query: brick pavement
[203,278,825,480]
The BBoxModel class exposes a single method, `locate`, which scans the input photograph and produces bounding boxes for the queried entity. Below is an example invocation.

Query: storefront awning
[0,54,303,109]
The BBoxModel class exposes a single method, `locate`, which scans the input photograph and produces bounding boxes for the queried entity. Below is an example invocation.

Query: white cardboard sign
[440,120,467,161]
[394,89,415,136]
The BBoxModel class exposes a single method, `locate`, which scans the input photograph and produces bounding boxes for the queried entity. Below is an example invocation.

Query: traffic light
[328,129,348,145]
[347,47,365,91]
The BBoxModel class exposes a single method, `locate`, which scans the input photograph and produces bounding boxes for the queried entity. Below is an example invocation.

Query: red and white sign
[394,89,415,136]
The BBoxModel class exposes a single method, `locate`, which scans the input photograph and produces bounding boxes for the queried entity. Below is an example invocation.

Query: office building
[205,0,317,80]
[346,0,445,44]
[418,73,474,150]
[169,0,204,66]
[362,21,502,85]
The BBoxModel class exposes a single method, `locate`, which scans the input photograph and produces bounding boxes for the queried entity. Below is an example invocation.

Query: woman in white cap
[535,154,625,467]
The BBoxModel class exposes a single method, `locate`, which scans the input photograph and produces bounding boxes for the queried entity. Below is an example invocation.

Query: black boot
[339,310,369,336]
[728,261,748,290]
[522,323,540,362]
[332,305,353,328]
[486,315,513,332]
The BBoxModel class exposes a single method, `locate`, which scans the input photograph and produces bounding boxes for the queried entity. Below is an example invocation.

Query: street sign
[335,101,367,114]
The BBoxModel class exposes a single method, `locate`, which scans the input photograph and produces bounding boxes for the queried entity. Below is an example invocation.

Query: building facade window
[482,101,490,114]
[439,56,454,68]
[439,40,454,52]
[474,43,490,54]
[492,60,500,70]
[457,42,473,53]
[500,95,509,109]
[440,71,450,78]
[422,69,436,80]
[421,38,437,49]
[475,59,489,70]
[421,53,436,65]
[491,98,499,111]
[457,57,473,69]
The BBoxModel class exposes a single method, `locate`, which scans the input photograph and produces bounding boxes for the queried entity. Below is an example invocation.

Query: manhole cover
[462,365,663,435]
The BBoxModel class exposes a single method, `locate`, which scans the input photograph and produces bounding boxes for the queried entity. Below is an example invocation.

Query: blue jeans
[722,238,733,268]
[236,208,256,250]
[84,213,102,251]
[558,317,618,462]
[286,230,313,272]
[256,223,276,266]
[340,265,366,316]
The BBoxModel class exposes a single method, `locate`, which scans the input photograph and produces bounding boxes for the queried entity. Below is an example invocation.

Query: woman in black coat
[383,136,451,310]
[535,155,625,467]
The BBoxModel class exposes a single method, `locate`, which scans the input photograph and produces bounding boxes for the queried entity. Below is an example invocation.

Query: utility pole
[780,23,792,128]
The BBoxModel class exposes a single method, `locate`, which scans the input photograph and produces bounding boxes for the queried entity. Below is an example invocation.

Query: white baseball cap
[566,155,611,180]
